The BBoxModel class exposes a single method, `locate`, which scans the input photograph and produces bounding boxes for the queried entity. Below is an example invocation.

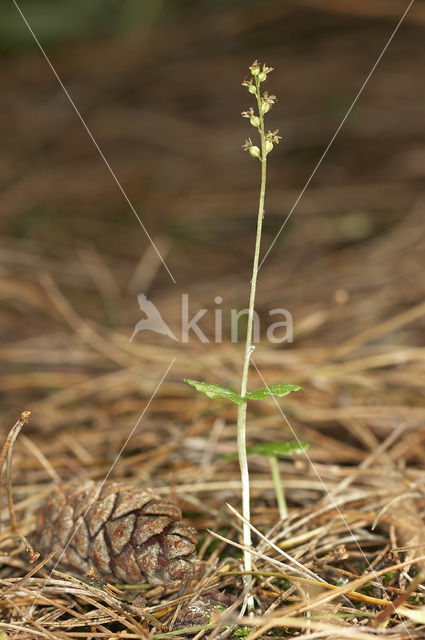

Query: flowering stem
[238,66,272,613]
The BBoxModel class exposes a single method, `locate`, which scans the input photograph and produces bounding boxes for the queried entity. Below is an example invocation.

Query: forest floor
[1,1,425,638]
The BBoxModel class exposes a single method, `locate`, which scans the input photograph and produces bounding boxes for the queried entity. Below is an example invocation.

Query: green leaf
[184,379,244,405]
[245,384,302,401]
[224,440,310,461]
[246,440,309,458]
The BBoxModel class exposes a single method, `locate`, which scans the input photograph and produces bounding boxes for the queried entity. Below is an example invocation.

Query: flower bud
[250,116,260,128]
[249,146,260,158]
[265,140,273,154]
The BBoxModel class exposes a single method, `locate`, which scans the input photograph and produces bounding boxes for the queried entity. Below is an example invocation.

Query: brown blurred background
[1,0,425,484]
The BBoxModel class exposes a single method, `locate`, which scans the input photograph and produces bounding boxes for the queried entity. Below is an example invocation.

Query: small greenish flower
[267,129,282,145]
[261,92,277,113]
[258,65,274,83]
[241,78,256,95]
[249,60,260,76]
[243,138,261,158]
[250,115,260,128]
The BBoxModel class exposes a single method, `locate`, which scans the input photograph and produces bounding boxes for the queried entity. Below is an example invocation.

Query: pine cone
[36,480,201,590]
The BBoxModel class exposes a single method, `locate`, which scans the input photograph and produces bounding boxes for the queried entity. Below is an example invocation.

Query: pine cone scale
[91,530,111,575]
[87,493,117,537]
[55,504,74,546]
[67,546,87,574]
[133,515,171,545]
[167,533,196,559]
[172,523,198,544]
[113,545,143,584]
[73,517,89,556]
[106,514,135,554]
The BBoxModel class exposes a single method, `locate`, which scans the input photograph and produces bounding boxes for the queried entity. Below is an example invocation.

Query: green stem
[268,455,287,520]
[237,75,268,611]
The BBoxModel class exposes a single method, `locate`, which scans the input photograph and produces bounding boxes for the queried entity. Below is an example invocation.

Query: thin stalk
[268,455,287,520]
[237,74,268,611]
[0,411,30,534]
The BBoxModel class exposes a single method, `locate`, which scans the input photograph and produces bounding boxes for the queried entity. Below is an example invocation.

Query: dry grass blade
[0,411,31,534]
